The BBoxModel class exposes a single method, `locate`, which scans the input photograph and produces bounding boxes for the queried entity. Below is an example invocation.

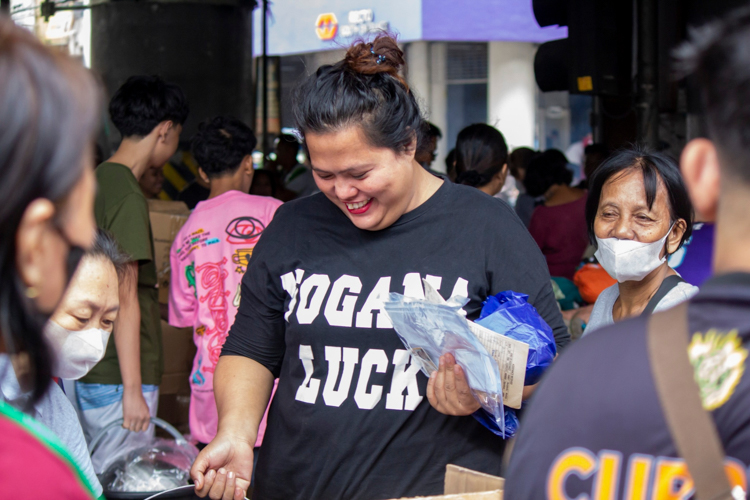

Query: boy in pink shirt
[169,116,282,447]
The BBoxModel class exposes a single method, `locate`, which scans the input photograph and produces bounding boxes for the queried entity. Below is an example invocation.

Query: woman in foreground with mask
[583,149,697,334]
[0,230,128,497]
[0,15,100,498]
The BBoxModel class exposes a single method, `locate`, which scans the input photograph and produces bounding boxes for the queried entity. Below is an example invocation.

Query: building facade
[256,0,585,172]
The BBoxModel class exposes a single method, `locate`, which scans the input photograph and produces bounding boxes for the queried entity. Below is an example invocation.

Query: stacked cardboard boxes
[148,199,191,305]
[148,199,194,434]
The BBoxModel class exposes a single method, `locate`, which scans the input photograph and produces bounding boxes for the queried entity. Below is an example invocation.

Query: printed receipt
[421,279,529,409]
[467,321,528,409]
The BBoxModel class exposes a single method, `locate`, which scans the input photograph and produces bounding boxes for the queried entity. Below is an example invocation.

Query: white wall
[429,42,448,173]
[406,41,448,173]
[487,41,538,151]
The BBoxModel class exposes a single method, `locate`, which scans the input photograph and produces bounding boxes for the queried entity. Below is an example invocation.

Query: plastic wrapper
[477,291,556,386]
[99,438,199,493]
[382,292,506,437]
[474,407,520,438]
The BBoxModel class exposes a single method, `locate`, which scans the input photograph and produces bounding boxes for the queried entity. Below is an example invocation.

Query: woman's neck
[406,160,443,212]
[613,263,674,320]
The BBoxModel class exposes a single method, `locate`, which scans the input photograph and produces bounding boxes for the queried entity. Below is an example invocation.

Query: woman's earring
[25,286,40,299]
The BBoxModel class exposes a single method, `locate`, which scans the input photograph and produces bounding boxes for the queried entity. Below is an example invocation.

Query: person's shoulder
[0,411,93,498]
[96,162,134,185]
[96,164,143,206]
[276,192,330,218]
[597,283,620,302]
[658,281,700,309]
[238,193,284,211]
[446,183,519,219]
[559,314,648,369]
[584,284,619,335]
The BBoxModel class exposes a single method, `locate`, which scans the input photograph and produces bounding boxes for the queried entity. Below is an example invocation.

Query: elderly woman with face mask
[1,230,128,497]
[583,149,698,335]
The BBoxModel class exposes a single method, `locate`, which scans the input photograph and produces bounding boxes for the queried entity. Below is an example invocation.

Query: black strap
[648,303,735,500]
[642,275,685,316]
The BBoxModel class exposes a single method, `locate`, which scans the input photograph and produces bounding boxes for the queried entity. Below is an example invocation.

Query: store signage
[340,9,389,38]
[315,9,389,41]
[315,13,338,41]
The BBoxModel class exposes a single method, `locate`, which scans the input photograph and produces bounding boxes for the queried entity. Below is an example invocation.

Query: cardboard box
[147,199,190,304]
[160,319,195,396]
[154,240,174,304]
[391,465,504,500]
[444,465,504,496]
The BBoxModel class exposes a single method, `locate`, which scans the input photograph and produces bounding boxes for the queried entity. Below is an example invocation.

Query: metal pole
[262,0,268,160]
[636,0,658,148]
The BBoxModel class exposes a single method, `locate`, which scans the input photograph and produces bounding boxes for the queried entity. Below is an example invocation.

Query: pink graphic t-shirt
[169,190,282,445]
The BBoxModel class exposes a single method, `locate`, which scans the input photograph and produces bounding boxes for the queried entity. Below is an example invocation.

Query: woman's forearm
[214,355,275,443]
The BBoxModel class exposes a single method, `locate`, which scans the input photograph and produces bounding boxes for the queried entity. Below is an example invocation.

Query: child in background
[168,116,282,449]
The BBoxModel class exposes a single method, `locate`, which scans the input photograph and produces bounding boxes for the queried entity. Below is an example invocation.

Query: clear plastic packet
[477,291,557,385]
[99,438,199,493]
[383,292,505,436]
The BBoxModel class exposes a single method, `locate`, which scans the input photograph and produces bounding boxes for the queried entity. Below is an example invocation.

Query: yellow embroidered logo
[688,330,748,410]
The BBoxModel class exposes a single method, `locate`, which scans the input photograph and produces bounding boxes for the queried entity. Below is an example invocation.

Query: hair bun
[344,34,409,90]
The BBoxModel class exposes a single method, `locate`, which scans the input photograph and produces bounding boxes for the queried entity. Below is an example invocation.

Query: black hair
[508,147,538,180]
[584,143,609,158]
[87,229,129,281]
[292,33,423,155]
[674,6,750,184]
[249,169,277,198]
[276,134,300,154]
[523,149,573,197]
[0,17,100,405]
[445,148,456,180]
[109,75,189,138]
[424,122,442,140]
[585,148,694,250]
[454,124,508,187]
[191,116,257,179]
[415,121,442,161]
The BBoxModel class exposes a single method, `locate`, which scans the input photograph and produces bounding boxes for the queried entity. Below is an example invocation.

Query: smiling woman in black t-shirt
[191,34,569,500]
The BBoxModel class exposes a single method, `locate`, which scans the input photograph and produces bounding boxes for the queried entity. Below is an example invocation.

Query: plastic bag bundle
[474,407,520,438]
[99,438,199,493]
[383,292,505,437]
[476,291,556,386]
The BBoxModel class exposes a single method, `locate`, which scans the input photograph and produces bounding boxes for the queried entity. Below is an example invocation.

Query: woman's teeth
[346,199,371,210]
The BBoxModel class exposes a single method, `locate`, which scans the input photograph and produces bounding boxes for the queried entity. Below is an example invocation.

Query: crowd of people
[1,4,750,500]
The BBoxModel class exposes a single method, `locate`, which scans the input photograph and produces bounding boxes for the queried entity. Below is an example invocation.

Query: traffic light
[533,0,633,96]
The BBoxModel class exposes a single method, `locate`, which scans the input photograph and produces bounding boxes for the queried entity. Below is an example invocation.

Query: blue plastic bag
[473,407,520,438]
[382,293,506,437]
[476,291,556,386]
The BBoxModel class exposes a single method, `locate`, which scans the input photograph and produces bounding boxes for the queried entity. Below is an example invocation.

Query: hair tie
[456,170,486,187]
[370,46,386,65]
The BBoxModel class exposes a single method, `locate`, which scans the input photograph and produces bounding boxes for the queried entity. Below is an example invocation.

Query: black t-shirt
[223,180,568,500]
[505,273,750,500]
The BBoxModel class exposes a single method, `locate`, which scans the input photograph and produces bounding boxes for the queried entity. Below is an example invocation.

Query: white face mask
[595,225,674,283]
[43,321,110,380]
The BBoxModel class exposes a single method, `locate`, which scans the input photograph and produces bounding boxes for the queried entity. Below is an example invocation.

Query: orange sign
[315,13,338,41]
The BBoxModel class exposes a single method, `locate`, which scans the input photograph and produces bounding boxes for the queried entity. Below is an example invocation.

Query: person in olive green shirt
[74,76,188,470]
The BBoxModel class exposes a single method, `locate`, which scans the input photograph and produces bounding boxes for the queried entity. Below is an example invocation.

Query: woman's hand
[426,353,481,416]
[122,387,150,432]
[191,432,254,500]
